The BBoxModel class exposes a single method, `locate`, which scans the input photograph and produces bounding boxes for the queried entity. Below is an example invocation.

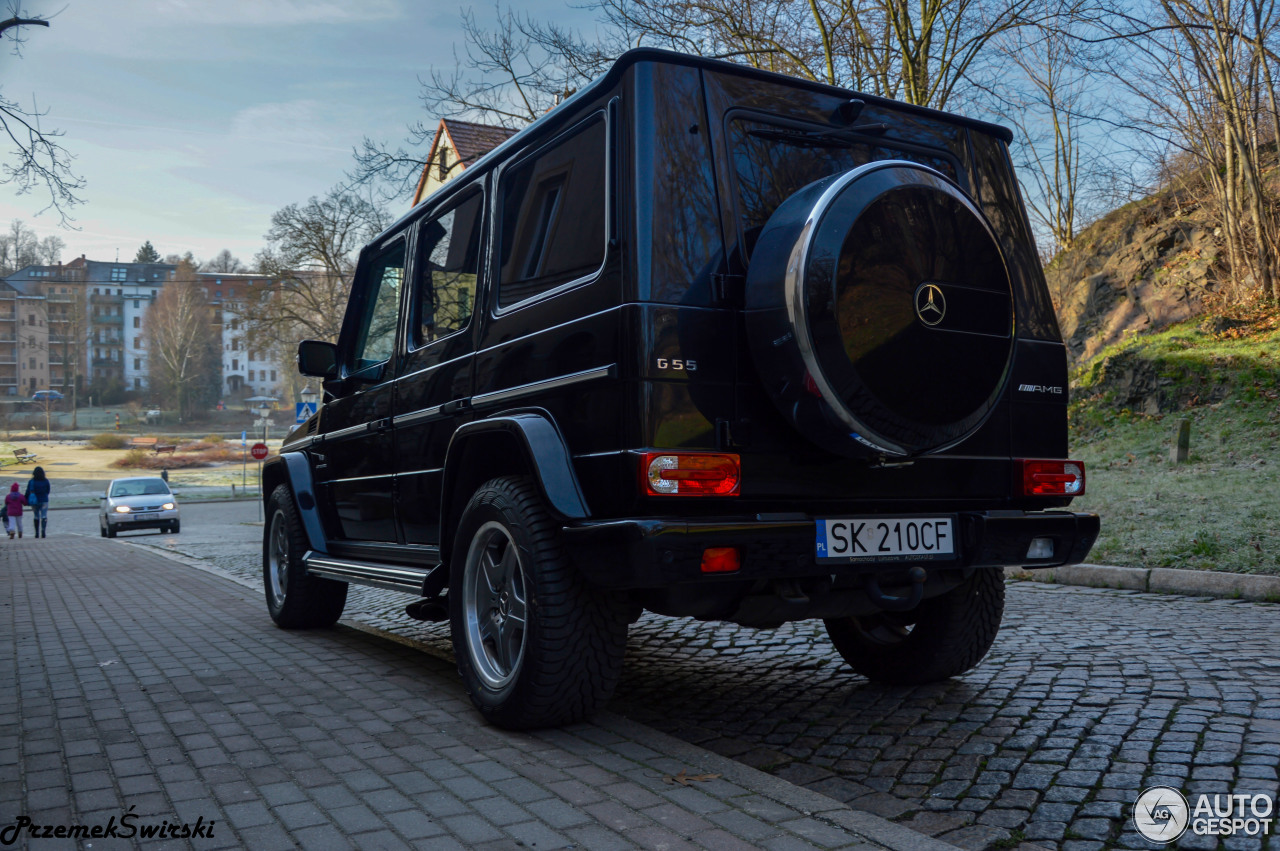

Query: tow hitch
[865,566,927,611]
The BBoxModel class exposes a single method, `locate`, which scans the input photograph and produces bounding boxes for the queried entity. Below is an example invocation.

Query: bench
[129,437,177,455]
[12,448,36,463]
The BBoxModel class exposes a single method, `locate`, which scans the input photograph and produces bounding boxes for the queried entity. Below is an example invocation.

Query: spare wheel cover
[747,160,1015,457]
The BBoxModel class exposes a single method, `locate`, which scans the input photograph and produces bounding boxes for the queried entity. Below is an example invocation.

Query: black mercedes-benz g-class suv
[263,48,1099,729]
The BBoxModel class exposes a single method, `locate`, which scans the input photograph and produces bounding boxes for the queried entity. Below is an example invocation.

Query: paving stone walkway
[121,514,1280,851]
[324,574,1280,851]
[1,536,943,850]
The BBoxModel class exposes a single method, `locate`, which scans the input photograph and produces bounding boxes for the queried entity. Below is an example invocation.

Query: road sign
[295,402,317,423]
[250,442,269,461]
[241,430,246,446]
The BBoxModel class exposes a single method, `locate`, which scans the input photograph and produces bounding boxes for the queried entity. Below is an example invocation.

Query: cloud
[229,100,350,154]
[151,0,402,26]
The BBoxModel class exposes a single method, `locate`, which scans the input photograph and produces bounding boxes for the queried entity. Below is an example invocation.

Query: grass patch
[1069,321,1280,575]
[88,432,129,450]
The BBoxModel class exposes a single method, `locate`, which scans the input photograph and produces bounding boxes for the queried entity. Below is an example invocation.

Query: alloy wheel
[462,521,528,690]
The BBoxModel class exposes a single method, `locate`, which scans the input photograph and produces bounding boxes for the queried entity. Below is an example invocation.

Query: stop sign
[250,442,269,461]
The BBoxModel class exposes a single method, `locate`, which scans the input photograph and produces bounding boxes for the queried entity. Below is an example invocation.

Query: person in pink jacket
[5,482,24,539]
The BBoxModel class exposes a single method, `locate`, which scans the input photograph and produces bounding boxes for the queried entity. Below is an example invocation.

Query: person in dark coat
[5,482,23,539]
[25,466,51,539]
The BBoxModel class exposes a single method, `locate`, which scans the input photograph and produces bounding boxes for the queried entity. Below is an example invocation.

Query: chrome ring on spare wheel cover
[463,520,528,690]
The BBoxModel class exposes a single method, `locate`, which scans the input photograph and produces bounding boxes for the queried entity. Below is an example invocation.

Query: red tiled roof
[413,118,521,206]
[442,119,519,165]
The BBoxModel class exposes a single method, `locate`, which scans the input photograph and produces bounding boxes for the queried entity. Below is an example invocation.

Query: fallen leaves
[663,769,721,786]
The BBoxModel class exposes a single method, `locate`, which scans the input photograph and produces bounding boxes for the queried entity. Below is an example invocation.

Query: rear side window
[498,117,606,308]
[415,190,484,346]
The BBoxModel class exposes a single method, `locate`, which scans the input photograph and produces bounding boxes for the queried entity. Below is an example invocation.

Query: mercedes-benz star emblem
[915,283,947,326]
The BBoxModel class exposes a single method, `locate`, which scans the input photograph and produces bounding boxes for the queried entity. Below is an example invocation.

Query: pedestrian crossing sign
[296,402,318,423]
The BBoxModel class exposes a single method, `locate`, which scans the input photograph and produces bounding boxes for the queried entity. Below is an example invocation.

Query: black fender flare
[440,412,589,565]
[262,452,329,555]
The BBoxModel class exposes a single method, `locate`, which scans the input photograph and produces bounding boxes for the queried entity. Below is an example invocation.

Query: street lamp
[259,400,270,443]
[300,384,317,411]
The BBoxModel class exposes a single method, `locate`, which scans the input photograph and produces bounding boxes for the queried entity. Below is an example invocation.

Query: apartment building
[1,257,291,404]
[199,271,285,400]
[82,259,174,391]
[0,260,86,396]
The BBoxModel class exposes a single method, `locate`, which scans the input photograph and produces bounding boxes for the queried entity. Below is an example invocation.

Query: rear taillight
[1017,459,1085,496]
[641,453,741,496]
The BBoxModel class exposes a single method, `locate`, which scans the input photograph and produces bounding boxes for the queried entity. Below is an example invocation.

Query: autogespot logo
[1133,786,1190,843]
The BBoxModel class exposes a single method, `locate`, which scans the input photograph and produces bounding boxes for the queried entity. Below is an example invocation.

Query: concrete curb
[1006,563,1280,602]
[596,713,962,851]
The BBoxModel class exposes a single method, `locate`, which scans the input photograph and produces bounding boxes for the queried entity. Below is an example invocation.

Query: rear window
[728,116,960,257]
[497,116,606,308]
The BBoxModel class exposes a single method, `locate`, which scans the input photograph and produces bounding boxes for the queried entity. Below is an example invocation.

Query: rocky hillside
[1044,189,1222,364]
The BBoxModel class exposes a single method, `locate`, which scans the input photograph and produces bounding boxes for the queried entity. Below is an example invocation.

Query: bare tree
[244,187,388,353]
[350,5,617,201]
[988,2,1108,254]
[1102,0,1280,301]
[203,248,248,273]
[1,6,84,224]
[39,283,88,428]
[595,0,1048,108]
[146,260,220,419]
[162,251,198,269]
[352,0,1064,203]
[37,233,62,264]
[0,219,38,274]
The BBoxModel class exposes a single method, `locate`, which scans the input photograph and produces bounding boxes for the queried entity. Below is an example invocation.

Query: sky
[0,0,595,266]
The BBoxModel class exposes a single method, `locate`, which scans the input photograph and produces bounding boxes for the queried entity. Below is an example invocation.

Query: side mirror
[297,340,338,379]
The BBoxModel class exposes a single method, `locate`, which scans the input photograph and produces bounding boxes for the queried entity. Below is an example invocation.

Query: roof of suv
[387,48,1014,239]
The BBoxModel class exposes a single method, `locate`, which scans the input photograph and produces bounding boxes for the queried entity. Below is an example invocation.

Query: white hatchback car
[99,477,180,537]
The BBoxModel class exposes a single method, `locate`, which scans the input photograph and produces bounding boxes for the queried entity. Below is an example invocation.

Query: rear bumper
[562,510,1099,589]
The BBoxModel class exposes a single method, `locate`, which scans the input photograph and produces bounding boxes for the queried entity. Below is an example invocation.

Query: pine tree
[134,240,160,263]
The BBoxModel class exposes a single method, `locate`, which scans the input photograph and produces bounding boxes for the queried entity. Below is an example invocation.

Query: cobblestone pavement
[78,505,1280,851]
[2,536,929,850]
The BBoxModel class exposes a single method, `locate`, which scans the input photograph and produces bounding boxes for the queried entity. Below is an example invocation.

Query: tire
[263,484,347,629]
[105,522,117,539]
[825,568,1005,684]
[170,521,180,534]
[450,476,628,729]
[99,520,107,538]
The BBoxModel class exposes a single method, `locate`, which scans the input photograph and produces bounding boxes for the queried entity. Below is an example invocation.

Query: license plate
[817,516,956,562]
[134,513,158,521]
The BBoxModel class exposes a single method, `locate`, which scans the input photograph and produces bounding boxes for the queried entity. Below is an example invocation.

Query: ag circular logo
[914,283,947,326]
[1133,786,1190,843]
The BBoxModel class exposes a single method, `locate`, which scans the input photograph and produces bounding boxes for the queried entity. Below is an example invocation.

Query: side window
[350,242,405,372]
[498,117,606,308]
[415,191,484,346]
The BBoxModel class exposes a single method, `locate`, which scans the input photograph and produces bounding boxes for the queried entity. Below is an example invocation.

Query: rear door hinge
[712,273,745,306]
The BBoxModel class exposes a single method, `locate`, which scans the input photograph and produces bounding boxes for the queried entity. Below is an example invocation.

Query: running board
[304,552,433,595]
